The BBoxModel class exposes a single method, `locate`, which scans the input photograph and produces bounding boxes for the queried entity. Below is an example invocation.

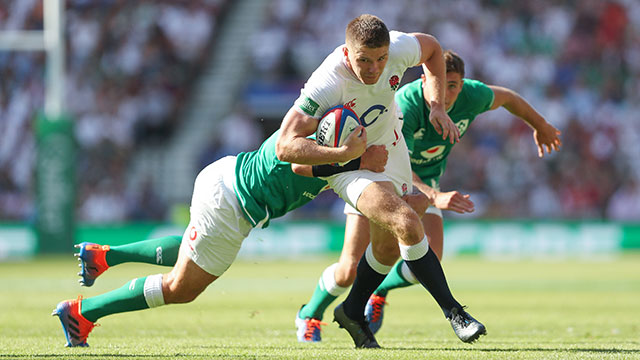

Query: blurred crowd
[249,0,640,221]
[0,0,228,222]
[1,0,639,224]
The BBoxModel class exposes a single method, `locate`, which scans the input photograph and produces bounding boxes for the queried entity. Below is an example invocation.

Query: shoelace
[303,319,327,340]
[369,296,387,323]
[450,307,471,327]
[75,296,99,340]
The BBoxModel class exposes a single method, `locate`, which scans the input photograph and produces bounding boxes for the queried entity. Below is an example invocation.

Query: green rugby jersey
[396,78,494,183]
[234,130,329,228]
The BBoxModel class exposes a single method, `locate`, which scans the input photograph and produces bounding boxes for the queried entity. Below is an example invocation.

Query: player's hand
[341,125,367,161]
[434,190,474,213]
[534,123,562,158]
[359,145,388,173]
[429,106,460,144]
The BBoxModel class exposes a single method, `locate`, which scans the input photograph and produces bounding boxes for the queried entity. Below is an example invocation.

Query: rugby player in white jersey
[276,14,485,348]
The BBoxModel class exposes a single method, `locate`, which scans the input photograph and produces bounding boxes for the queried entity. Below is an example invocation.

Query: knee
[334,261,358,287]
[393,211,423,245]
[162,274,204,304]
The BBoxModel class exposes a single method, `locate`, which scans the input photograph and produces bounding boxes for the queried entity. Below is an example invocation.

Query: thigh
[356,181,413,230]
[163,243,218,304]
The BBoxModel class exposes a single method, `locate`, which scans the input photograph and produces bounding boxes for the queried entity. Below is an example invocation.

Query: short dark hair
[444,50,465,78]
[345,14,390,49]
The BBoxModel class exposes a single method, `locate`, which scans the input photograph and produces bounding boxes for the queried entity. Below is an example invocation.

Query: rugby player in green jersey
[293,50,562,340]
[51,129,387,347]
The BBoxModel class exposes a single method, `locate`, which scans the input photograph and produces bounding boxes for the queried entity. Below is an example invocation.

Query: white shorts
[182,156,253,276]
[326,131,412,210]
[342,175,443,218]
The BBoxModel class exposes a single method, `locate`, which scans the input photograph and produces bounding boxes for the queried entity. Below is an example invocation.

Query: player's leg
[333,181,408,348]
[75,235,182,287]
[373,211,443,297]
[366,210,442,333]
[296,213,369,342]
[52,240,217,347]
[53,156,249,347]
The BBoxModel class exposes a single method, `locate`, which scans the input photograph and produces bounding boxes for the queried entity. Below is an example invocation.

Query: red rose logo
[389,75,400,90]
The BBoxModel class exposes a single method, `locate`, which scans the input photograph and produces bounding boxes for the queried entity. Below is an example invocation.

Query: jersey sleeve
[293,59,342,118]
[389,31,421,69]
[465,79,495,114]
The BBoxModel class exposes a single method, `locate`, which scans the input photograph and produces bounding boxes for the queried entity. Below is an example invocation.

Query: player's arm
[276,107,366,165]
[291,145,388,177]
[489,85,562,157]
[411,33,459,144]
[412,172,474,214]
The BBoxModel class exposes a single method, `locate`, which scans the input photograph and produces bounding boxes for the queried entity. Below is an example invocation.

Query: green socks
[105,235,181,267]
[373,260,416,297]
[81,277,149,322]
[299,263,347,320]
[81,274,165,322]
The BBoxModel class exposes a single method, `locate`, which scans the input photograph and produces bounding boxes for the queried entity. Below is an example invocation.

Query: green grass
[1,254,639,359]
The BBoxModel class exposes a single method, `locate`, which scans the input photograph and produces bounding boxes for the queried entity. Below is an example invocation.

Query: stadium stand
[1,0,639,222]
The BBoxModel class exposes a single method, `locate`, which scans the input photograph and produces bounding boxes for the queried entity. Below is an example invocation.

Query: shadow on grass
[3,346,638,358]
[389,346,640,354]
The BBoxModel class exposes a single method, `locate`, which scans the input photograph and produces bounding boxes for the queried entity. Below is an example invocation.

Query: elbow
[275,140,290,162]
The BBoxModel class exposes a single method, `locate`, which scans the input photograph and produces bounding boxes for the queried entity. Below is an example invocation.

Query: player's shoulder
[461,79,493,99]
[459,78,495,111]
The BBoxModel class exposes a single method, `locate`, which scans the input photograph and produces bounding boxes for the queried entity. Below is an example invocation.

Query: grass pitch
[1,254,639,359]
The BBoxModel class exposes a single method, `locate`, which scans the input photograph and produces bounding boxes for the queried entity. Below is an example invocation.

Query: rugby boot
[333,303,380,349]
[75,242,110,287]
[448,307,486,343]
[295,307,326,342]
[51,296,97,347]
[364,294,387,334]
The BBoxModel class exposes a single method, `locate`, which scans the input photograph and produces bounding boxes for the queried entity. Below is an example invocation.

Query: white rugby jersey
[294,31,421,146]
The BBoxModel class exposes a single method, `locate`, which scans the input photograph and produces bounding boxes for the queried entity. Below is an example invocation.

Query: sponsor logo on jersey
[299,96,320,116]
[389,75,400,91]
[456,119,469,135]
[420,145,446,160]
[303,191,317,199]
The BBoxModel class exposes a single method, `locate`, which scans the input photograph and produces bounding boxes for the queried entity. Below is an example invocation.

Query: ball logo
[420,145,446,160]
[189,226,197,241]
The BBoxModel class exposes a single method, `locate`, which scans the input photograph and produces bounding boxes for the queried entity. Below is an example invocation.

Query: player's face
[344,44,389,85]
[443,72,463,109]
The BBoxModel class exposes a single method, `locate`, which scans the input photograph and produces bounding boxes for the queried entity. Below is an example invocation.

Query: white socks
[321,263,348,296]
[143,273,165,308]
[365,244,393,275]
[399,235,429,261]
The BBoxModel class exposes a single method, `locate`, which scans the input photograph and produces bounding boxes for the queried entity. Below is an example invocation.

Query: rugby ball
[315,105,362,148]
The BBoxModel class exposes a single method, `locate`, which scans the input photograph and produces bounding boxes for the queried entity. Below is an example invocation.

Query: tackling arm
[489,85,562,157]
